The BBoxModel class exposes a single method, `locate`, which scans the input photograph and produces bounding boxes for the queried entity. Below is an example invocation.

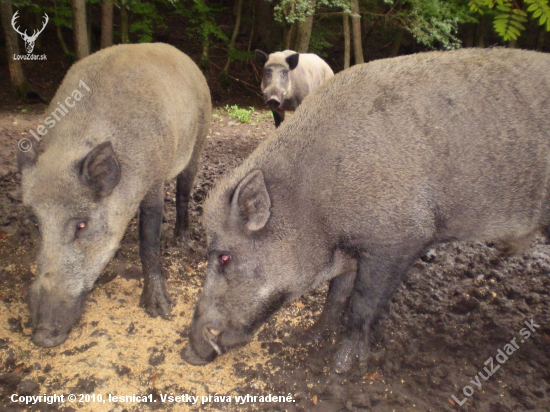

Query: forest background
[0,0,549,106]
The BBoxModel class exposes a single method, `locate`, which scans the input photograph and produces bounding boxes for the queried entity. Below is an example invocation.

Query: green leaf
[508,25,521,36]
[511,14,528,22]
[509,20,525,30]
[496,4,512,12]
[513,9,527,17]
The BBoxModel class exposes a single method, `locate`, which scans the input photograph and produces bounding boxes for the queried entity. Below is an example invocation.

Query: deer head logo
[12,11,49,54]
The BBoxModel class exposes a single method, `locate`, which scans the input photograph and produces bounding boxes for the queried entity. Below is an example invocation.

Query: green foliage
[16,0,73,30]
[308,25,336,56]
[127,0,167,43]
[227,48,254,63]
[526,0,550,30]
[225,105,254,123]
[395,0,472,49]
[268,0,350,25]
[174,0,228,45]
[469,0,550,40]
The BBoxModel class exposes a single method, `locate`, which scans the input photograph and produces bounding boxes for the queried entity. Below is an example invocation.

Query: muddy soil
[0,106,549,412]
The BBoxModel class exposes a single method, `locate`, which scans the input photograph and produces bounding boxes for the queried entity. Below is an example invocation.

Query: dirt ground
[0,104,549,412]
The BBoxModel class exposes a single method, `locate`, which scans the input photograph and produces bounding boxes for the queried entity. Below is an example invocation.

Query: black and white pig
[255,49,333,127]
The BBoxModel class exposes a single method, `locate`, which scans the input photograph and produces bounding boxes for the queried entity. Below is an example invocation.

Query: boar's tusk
[208,338,223,355]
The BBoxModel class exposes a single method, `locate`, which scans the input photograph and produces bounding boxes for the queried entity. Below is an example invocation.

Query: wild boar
[18,43,211,348]
[183,48,550,372]
[255,49,333,127]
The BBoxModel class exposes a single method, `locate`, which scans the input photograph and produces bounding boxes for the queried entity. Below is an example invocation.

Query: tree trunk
[253,0,271,50]
[223,0,243,72]
[53,0,72,57]
[101,0,113,48]
[283,24,294,49]
[34,13,43,51]
[0,0,30,97]
[390,28,404,57]
[120,2,129,44]
[57,25,71,56]
[475,17,486,48]
[536,27,546,51]
[200,37,210,71]
[343,12,350,69]
[464,23,475,47]
[350,0,363,64]
[293,0,315,52]
[72,0,90,59]
[87,2,92,52]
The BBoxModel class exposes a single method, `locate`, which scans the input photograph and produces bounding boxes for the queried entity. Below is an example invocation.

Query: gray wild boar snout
[267,97,280,108]
[183,297,233,365]
[185,281,254,365]
[29,281,87,348]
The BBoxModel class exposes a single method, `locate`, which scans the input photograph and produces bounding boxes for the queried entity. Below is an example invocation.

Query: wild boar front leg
[333,245,422,373]
[289,250,357,345]
[139,183,172,317]
[307,274,356,343]
[272,110,284,128]
[307,250,357,344]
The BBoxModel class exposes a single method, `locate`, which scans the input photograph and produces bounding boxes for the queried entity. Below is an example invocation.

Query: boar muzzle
[29,283,87,348]
[32,326,69,348]
[182,321,250,365]
[267,97,281,108]
[182,324,222,365]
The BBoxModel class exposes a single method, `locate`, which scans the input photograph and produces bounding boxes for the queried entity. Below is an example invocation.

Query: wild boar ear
[286,53,299,70]
[17,142,38,172]
[80,141,121,198]
[231,170,271,232]
[255,50,269,67]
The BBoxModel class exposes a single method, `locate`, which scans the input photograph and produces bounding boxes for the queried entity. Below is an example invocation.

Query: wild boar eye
[282,70,288,76]
[219,254,231,265]
[265,69,271,76]
[28,215,39,232]
[75,221,87,238]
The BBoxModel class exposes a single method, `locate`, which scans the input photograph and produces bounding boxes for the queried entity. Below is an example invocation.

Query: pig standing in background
[183,48,550,373]
[18,43,211,348]
[255,49,333,127]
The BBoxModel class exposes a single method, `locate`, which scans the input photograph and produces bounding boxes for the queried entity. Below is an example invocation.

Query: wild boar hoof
[333,334,370,374]
[174,230,190,244]
[140,280,173,318]
[181,343,216,366]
